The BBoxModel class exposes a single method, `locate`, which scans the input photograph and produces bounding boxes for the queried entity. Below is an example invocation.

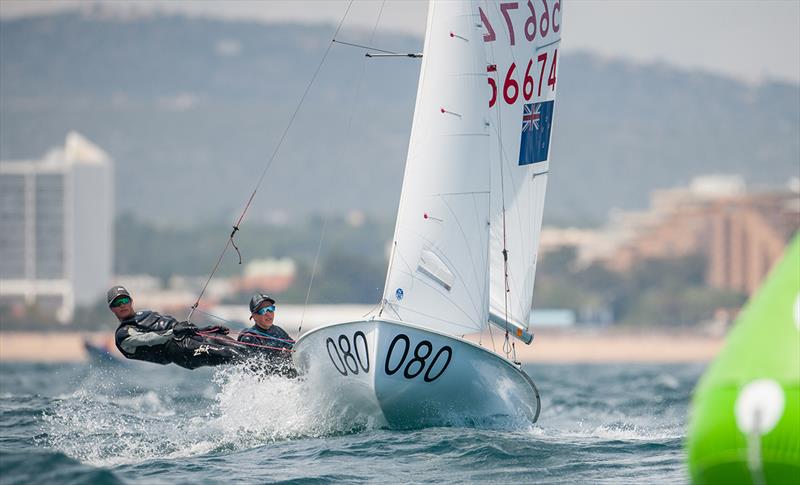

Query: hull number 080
[384,334,453,383]
[326,331,369,376]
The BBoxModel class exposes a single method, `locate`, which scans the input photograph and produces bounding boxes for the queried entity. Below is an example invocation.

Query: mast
[484,0,563,342]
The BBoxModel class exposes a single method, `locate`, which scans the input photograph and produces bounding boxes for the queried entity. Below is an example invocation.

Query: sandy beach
[489,329,724,363]
[0,329,723,364]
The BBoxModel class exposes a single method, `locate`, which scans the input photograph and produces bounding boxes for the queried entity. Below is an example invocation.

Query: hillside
[1,13,798,225]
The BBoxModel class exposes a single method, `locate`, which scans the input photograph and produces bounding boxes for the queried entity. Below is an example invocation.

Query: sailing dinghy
[293,0,563,427]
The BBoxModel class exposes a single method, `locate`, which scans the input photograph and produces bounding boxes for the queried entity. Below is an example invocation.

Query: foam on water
[42,360,387,466]
[2,362,700,483]
[208,361,385,446]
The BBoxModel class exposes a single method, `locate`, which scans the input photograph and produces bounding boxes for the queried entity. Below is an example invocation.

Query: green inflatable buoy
[687,233,800,484]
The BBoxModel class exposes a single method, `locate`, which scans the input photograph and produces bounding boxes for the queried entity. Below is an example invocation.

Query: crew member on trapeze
[108,286,246,369]
[238,292,297,376]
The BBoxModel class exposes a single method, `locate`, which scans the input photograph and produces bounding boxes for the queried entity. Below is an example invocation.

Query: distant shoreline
[480,329,723,364]
[0,329,723,364]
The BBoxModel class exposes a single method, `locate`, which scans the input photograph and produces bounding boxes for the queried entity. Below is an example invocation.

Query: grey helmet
[249,293,275,313]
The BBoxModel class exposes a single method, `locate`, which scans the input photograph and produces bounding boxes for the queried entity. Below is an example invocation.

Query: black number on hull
[326,337,348,376]
[353,331,370,373]
[385,334,410,375]
[338,335,359,374]
[403,340,432,379]
[326,331,371,376]
[384,334,453,382]
[424,346,453,382]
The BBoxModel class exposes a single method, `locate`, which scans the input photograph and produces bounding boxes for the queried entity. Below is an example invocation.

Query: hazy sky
[2,0,798,85]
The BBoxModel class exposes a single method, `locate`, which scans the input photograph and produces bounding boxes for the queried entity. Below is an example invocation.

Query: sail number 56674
[488,50,557,107]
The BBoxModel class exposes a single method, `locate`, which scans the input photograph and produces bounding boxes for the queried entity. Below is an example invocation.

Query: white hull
[292,319,540,428]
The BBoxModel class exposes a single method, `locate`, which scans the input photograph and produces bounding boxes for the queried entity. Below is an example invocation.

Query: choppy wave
[0,362,701,483]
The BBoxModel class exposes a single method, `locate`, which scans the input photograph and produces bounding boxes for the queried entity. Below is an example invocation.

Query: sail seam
[433,191,489,196]
[389,302,483,332]
[439,195,488,325]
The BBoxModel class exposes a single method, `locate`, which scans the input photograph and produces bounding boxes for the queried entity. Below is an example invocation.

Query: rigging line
[332,39,397,55]
[487,313,497,352]
[378,296,403,321]
[478,0,515,355]
[483,63,542,335]
[240,0,355,217]
[486,32,512,358]
[196,332,295,352]
[486,112,543,333]
[298,217,327,335]
[192,306,239,326]
[188,308,296,344]
[186,1,355,321]
[378,242,396,317]
[187,236,234,322]
[299,0,386,333]
[365,0,397,319]
[485,0,540,281]
[362,299,382,320]
[380,1,434,315]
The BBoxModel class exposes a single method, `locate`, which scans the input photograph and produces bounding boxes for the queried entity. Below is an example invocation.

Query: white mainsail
[381,1,491,337]
[483,0,562,340]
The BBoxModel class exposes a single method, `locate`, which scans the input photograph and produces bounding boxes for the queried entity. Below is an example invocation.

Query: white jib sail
[483,0,563,337]
[381,0,491,337]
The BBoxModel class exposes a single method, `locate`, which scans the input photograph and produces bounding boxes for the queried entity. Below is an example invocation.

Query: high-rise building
[0,132,113,323]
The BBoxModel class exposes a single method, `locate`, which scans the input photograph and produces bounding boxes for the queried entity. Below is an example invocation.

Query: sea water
[0,361,700,484]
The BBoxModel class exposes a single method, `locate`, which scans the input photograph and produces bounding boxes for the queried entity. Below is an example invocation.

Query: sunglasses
[110,297,131,308]
[255,305,275,315]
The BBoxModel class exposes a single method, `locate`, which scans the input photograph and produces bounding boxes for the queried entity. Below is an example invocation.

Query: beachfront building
[598,176,800,295]
[0,132,113,323]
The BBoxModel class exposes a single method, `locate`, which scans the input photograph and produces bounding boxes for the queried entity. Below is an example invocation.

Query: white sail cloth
[483,0,561,335]
[382,1,490,336]
[382,0,562,340]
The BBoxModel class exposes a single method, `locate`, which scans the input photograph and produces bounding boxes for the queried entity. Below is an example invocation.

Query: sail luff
[379,1,436,317]
[381,0,492,337]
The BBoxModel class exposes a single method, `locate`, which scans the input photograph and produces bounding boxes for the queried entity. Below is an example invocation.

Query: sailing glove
[172,321,198,338]
[198,325,230,335]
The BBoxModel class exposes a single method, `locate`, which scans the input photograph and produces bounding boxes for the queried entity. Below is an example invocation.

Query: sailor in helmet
[238,293,296,376]
[108,285,246,369]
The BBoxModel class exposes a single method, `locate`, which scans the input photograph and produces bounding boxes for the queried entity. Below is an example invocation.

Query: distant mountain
[2,13,798,226]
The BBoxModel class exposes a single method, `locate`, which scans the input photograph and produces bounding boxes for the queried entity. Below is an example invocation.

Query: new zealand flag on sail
[518,100,555,165]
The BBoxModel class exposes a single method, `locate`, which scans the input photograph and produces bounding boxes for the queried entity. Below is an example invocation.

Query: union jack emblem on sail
[518,100,555,166]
